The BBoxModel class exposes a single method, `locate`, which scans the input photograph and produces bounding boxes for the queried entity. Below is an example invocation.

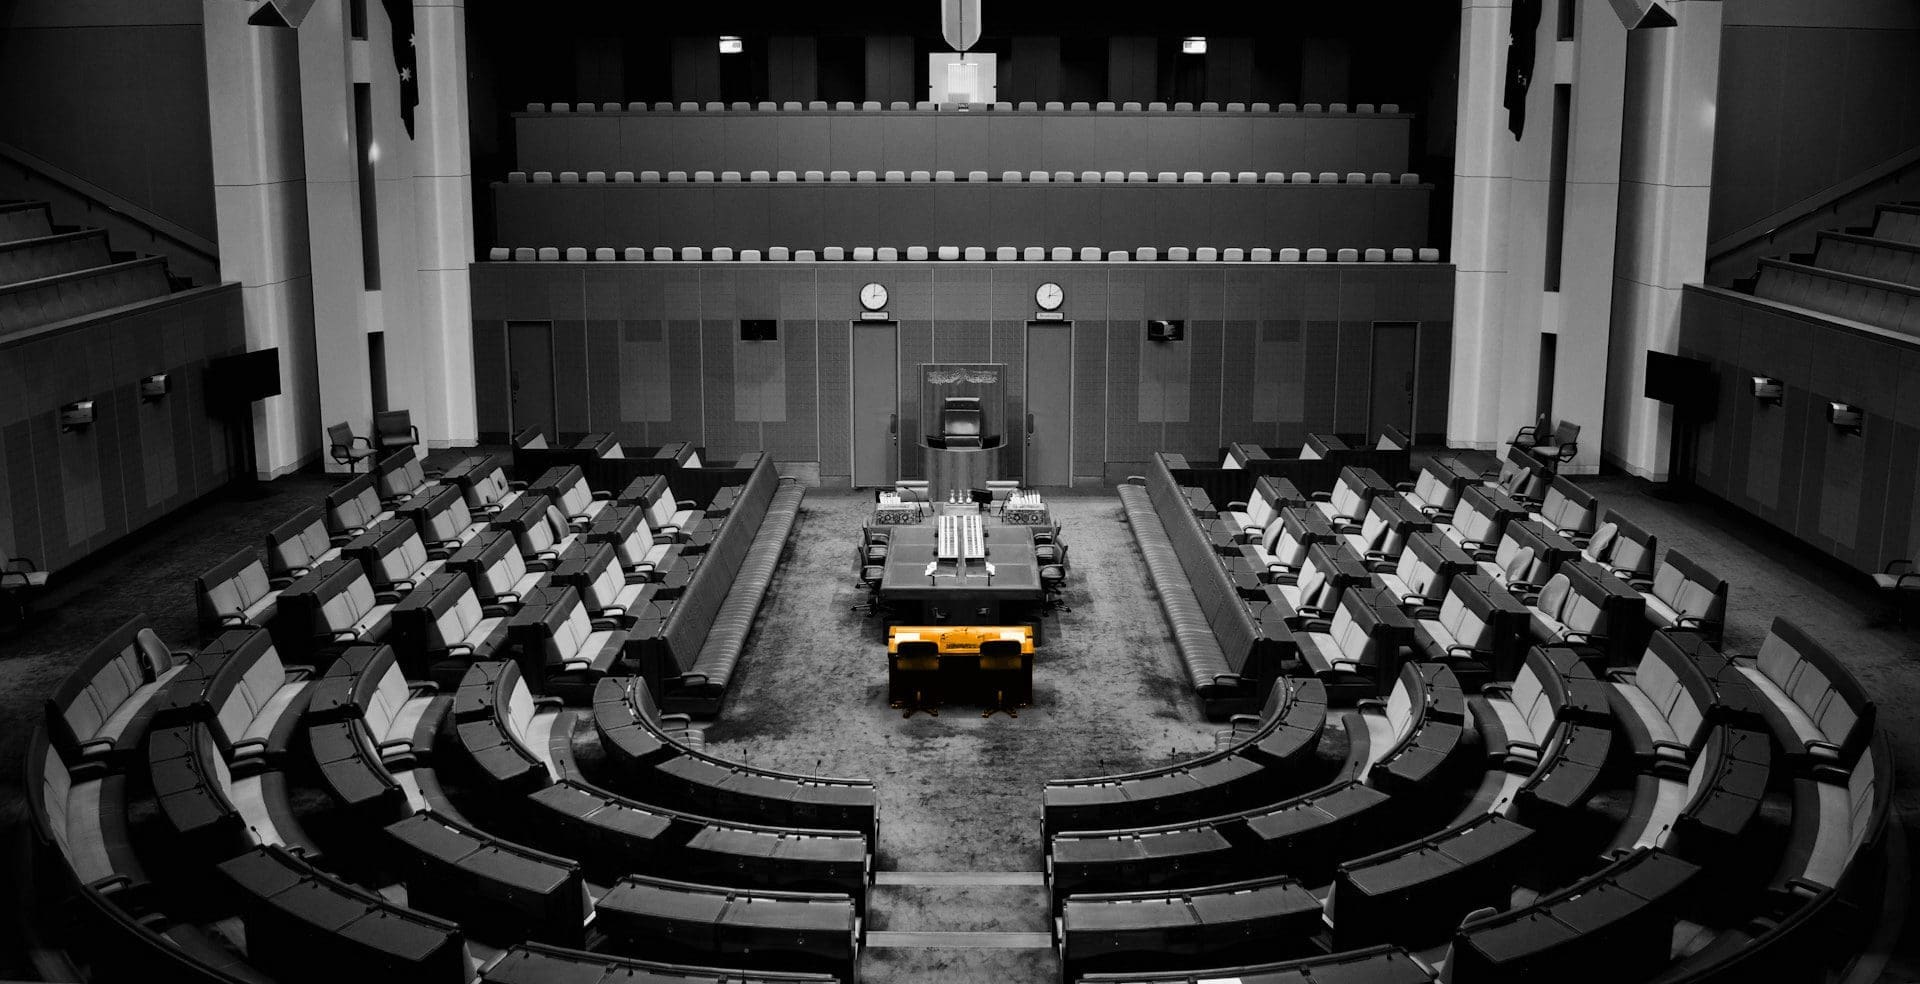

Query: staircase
[1729,200,1920,336]
[0,199,190,335]
[859,871,1058,984]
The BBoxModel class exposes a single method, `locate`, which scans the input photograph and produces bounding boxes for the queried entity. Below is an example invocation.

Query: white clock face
[1036,282,1064,311]
[860,282,889,311]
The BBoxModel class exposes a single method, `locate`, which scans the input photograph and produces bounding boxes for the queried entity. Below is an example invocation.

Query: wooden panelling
[1681,284,1920,574]
[0,284,245,572]
[471,262,1454,482]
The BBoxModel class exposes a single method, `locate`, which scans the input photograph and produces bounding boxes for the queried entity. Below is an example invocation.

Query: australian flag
[382,0,418,138]
[1504,0,1541,139]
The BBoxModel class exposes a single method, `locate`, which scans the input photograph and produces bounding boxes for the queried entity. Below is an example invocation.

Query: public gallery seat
[44,616,191,769]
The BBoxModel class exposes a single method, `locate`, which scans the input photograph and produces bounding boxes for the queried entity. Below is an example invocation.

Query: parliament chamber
[1,2,1918,984]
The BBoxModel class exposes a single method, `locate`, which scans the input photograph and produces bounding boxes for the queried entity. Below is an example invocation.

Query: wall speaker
[1607,0,1677,29]
[248,0,317,28]
[1147,320,1185,342]
[60,401,95,431]
[1828,402,1863,435]
[1751,376,1782,406]
[140,373,170,401]
[740,319,778,342]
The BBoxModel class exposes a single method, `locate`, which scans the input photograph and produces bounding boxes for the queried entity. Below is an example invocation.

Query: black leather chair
[328,422,376,472]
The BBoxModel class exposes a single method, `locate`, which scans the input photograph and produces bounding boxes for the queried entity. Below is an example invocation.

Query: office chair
[862,528,891,565]
[890,639,941,717]
[977,638,1030,718]
[1509,419,1580,472]
[327,422,376,472]
[851,564,887,617]
[374,409,420,451]
[1039,543,1071,614]
[1033,527,1064,566]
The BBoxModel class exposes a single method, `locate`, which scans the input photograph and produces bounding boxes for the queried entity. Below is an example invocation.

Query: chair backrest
[268,507,337,578]
[1648,550,1727,623]
[327,422,357,453]
[375,409,413,441]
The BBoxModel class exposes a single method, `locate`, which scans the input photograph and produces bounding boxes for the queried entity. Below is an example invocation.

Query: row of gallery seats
[487,245,1445,263]
[0,201,177,335]
[195,441,798,713]
[512,102,1410,180]
[1750,203,1920,339]
[488,179,1431,256]
[507,168,1424,184]
[1065,446,1888,983]
[31,444,864,983]
[1125,443,1739,711]
[526,100,1405,114]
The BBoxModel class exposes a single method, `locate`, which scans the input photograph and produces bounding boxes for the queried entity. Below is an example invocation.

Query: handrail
[0,139,219,264]
[1706,144,1920,268]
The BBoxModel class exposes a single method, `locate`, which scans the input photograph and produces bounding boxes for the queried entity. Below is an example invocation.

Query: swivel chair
[328,422,376,472]
[1040,543,1071,614]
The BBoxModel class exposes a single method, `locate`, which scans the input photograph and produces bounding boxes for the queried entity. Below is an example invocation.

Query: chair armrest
[269,576,295,590]
[1652,739,1690,759]
[426,545,452,561]
[660,712,694,728]
[377,737,413,752]
[1674,615,1719,630]
[218,613,251,627]
[1446,644,1487,657]
[375,590,403,604]
[1310,492,1332,502]
[1225,500,1249,511]
[1556,443,1578,461]
[1355,697,1386,712]
[77,738,117,757]
[1479,683,1512,699]
[481,604,513,618]
[1298,618,1332,633]
[592,617,624,631]
[593,490,614,501]
[677,498,698,509]
[444,644,474,657]
[1885,559,1915,574]
[1210,673,1242,688]
[534,695,565,710]
[1123,475,1147,485]
[1606,668,1637,683]
[1395,482,1415,492]
[1228,713,1262,727]
[1506,579,1538,594]
[678,673,710,687]
[231,737,269,757]
[408,681,439,697]
[1408,603,1438,618]
[332,630,359,642]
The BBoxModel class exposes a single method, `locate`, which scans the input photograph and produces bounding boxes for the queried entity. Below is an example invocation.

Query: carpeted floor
[2,459,1919,982]
[702,488,1220,875]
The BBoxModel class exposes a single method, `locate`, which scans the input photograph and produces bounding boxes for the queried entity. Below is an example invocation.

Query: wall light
[1750,375,1782,406]
[1181,37,1208,55]
[140,373,171,401]
[60,400,95,432]
[719,36,743,54]
[1828,401,1863,436]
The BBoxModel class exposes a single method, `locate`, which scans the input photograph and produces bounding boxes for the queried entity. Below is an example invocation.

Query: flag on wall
[382,0,418,137]
[1504,0,1542,138]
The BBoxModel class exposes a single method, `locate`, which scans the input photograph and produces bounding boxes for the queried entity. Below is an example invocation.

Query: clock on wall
[860,282,889,311]
[1035,282,1064,311]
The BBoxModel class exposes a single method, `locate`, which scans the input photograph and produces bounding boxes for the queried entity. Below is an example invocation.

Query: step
[866,931,1053,949]
[858,944,1060,984]
[873,870,1046,887]
[867,880,1052,934]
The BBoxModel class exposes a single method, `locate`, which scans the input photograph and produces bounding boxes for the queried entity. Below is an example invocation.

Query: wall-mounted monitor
[1147,319,1185,342]
[1643,350,1710,407]
[740,319,778,342]
[207,349,282,405]
[1751,375,1782,406]
[1828,401,1863,435]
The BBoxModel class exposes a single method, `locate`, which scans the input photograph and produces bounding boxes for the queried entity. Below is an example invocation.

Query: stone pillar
[411,0,478,447]
[1605,1,1723,479]
[296,0,375,471]
[1447,0,1517,451]
[202,1,320,478]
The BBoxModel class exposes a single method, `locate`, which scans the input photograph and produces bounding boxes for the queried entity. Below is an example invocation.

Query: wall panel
[0,284,244,572]
[472,262,1454,483]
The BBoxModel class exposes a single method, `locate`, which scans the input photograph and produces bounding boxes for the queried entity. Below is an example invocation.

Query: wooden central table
[877,524,1042,624]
